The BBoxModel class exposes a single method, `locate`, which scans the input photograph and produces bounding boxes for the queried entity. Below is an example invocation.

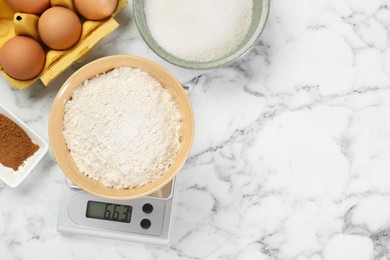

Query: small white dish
[0,104,48,188]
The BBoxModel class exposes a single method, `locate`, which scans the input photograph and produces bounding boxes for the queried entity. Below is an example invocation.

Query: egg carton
[0,0,128,90]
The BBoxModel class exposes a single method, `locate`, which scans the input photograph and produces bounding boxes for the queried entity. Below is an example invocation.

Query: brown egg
[6,0,50,15]
[74,0,118,21]
[0,36,45,80]
[38,7,82,50]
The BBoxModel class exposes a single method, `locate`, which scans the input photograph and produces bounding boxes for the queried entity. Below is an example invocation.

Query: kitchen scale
[57,177,175,245]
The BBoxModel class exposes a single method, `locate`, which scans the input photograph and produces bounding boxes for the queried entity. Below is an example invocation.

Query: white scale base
[57,178,175,245]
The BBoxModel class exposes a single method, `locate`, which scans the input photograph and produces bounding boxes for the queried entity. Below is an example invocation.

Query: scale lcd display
[86,201,132,223]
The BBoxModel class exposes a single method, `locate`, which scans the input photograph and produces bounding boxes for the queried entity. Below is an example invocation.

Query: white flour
[63,67,182,189]
[145,0,253,62]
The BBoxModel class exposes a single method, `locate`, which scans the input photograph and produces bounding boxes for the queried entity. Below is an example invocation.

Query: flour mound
[63,67,182,189]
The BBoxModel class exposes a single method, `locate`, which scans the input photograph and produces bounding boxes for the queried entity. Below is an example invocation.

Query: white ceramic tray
[0,104,48,187]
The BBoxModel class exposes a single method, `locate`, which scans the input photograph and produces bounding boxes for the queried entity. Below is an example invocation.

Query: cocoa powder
[0,114,39,171]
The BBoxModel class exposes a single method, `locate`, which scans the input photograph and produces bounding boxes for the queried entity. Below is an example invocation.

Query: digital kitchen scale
[58,177,175,245]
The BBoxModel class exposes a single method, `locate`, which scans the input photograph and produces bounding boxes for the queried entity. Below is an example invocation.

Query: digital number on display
[86,201,132,223]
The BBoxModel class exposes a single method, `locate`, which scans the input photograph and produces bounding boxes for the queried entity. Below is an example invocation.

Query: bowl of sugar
[49,55,194,200]
[133,0,270,70]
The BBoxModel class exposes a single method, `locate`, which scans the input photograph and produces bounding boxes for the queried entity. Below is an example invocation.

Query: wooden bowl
[49,55,194,200]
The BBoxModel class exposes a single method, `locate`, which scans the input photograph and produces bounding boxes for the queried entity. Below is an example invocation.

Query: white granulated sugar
[145,0,253,62]
[63,67,182,189]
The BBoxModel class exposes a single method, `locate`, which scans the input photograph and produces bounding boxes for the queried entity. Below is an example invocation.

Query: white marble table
[1,0,390,259]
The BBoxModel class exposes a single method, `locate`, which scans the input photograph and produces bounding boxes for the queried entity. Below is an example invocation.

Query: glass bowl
[133,0,270,70]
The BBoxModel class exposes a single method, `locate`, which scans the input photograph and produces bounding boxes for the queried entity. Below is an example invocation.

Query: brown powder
[0,114,39,171]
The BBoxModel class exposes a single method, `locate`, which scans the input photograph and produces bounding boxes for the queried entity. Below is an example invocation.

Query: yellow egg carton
[0,0,128,90]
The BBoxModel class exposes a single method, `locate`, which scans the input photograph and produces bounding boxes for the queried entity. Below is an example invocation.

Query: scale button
[140,219,151,229]
[142,203,153,214]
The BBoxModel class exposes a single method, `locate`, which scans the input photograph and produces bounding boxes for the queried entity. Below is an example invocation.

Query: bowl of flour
[133,0,270,69]
[49,55,194,200]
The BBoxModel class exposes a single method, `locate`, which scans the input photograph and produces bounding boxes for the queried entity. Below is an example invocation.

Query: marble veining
[1,0,390,259]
